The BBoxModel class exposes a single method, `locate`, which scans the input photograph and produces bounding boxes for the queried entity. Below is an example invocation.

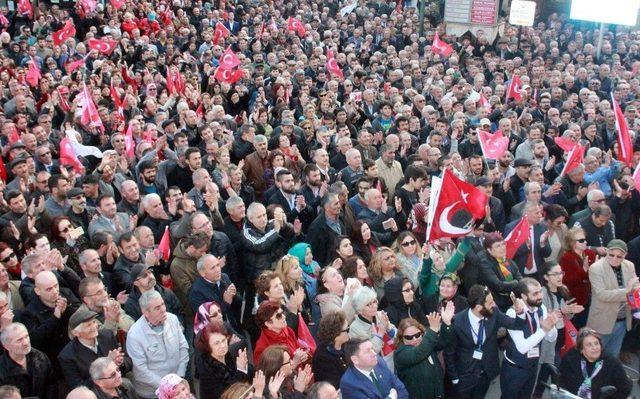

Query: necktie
[525,229,534,271]
[477,319,485,347]
[370,371,384,396]
[527,311,537,331]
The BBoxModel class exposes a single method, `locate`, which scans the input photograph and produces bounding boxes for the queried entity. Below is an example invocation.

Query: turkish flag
[560,317,578,357]
[64,56,87,74]
[8,126,20,144]
[560,143,585,176]
[53,20,76,46]
[157,226,171,261]
[479,93,492,112]
[432,32,453,57]
[25,60,40,87]
[505,217,531,259]
[80,83,104,132]
[110,0,125,9]
[427,169,488,241]
[218,48,241,70]
[173,71,186,96]
[612,94,633,166]
[195,102,204,118]
[287,17,306,37]
[325,50,343,80]
[165,69,175,95]
[214,67,243,84]
[212,21,230,45]
[17,0,32,18]
[554,136,576,152]
[478,129,508,160]
[124,122,136,159]
[57,87,71,112]
[88,38,118,55]
[297,313,316,355]
[506,75,523,102]
[60,137,85,173]
[633,165,640,192]
[80,0,97,14]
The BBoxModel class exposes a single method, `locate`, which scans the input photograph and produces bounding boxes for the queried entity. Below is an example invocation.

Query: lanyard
[471,319,485,348]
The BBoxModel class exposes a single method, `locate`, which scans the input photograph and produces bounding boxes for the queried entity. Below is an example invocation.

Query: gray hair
[524,182,540,196]
[78,249,98,266]
[352,286,377,312]
[246,202,266,220]
[89,357,115,382]
[225,195,244,213]
[587,189,604,202]
[65,386,97,399]
[20,253,43,276]
[192,168,210,184]
[141,193,161,210]
[307,382,335,399]
[254,135,267,144]
[0,323,27,346]
[139,290,162,311]
[196,254,216,272]
[0,385,21,399]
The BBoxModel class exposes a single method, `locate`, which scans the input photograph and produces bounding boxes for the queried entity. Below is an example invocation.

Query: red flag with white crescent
[432,32,453,57]
[427,169,488,241]
[57,87,71,112]
[60,137,85,173]
[80,83,104,133]
[218,48,241,70]
[64,55,88,74]
[554,136,576,152]
[88,38,118,55]
[17,0,33,18]
[479,93,492,113]
[25,60,41,87]
[287,17,306,37]
[52,20,76,46]
[325,50,344,80]
[214,67,243,84]
[478,129,508,160]
[611,93,633,166]
[506,75,523,102]
[560,143,585,176]
[212,21,230,45]
[505,217,531,259]
[157,226,171,261]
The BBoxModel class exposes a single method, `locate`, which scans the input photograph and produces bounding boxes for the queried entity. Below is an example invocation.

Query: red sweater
[253,326,300,364]
[559,249,596,306]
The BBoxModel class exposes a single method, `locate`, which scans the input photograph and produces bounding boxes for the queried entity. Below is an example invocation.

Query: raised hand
[441,300,455,325]
[252,370,266,396]
[293,365,313,393]
[236,348,248,372]
[426,311,442,333]
[268,370,286,398]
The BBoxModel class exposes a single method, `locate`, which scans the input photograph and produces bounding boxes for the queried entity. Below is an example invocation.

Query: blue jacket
[340,358,409,399]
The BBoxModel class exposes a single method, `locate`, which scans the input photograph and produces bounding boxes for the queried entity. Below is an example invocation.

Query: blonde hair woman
[369,247,407,300]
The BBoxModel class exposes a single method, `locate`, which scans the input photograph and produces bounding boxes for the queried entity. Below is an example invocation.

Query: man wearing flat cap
[58,307,131,389]
[587,239,639,357]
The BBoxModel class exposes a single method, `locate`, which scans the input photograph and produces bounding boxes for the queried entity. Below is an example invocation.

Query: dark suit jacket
[504,220,551,277]
[267,189,314,229]
[444,308,525,393]
[307,211,345,266]
[58,330,126,389]
[339,359,409,399]
[357,207,405,235]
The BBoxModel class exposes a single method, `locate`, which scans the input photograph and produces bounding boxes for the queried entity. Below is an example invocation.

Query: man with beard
[123,264,183,325]
[66,187,97,234]
[444,284,526,399]
[138,160,162,196]
[267,169,314,228]
[500,278,559,399]
[77,277,134,334]
[300,164,328,216]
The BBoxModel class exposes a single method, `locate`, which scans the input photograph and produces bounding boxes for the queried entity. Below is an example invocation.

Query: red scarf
[253,326,299,364]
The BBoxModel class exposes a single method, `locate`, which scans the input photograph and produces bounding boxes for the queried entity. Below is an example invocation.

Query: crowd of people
[0,0,637,398]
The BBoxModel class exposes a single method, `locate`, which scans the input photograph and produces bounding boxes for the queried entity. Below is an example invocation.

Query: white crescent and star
[438,201,473,235]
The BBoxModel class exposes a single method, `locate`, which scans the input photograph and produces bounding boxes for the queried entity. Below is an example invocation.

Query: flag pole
[425,170,444,242]
[476,127,492,177]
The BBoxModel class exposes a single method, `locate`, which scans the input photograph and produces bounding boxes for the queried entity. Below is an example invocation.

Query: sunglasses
[0,252,15,263]
[401,240,416,247]
[403,332,423,341]
[575,238,587,243]
[274,311,285,320]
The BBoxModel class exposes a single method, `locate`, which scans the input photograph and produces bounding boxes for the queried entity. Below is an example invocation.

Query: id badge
[527,347,540,358]
[473,350,483,360]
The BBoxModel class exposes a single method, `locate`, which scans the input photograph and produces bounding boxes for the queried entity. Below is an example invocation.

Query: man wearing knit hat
[587,239,639,357]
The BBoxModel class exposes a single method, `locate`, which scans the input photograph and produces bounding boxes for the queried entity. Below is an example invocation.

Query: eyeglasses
[401,240,416,247]
[575,238,587,243]
[97,369,120,380]
[0,252,15,262]
[403,331,423,341]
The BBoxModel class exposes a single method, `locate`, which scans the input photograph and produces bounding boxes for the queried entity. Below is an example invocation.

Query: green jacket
[394,326,453,399]
[419,239,471,297]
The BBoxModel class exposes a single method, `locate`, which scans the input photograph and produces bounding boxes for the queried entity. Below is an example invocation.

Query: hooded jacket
[242,220,295,280]
[383,277,428,327]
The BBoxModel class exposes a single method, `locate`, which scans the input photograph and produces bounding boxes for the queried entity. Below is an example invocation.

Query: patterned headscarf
[155,374,194,399]
[193,301,221,335]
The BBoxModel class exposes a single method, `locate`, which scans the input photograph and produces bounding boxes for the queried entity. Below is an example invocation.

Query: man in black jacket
[307,193,346,266]
[19,270,78,375]
[444,285,526,399]
[0,322,56,399]
[58,308,130,389]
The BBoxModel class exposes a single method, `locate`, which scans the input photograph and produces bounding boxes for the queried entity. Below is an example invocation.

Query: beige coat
[375,158,403,203]
[587,258,637,334]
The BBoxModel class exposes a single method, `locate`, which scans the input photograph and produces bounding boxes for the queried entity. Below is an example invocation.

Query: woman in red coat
[559,227,596,328]
[252,301,310,366]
